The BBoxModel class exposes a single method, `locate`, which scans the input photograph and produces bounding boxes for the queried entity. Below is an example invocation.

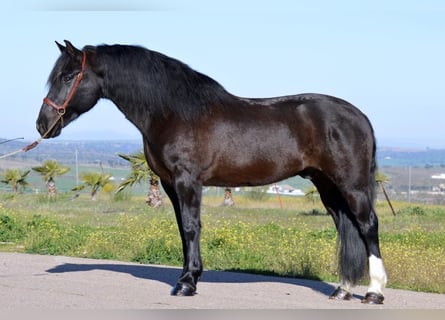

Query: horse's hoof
[361,292,384,304]
[170,283,196,296]
[329,287,352,300]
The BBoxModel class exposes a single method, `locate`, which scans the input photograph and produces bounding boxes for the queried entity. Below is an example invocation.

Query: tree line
[1,152,392,211]
[0,151,163,207]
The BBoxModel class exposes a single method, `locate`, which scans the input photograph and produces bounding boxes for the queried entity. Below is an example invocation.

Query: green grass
[0,193,444,294]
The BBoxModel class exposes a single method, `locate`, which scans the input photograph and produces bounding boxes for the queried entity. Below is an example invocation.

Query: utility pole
[75,149,79,187]
[408,166,412,203]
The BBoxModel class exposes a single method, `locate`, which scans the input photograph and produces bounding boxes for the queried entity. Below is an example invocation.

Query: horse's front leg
[162,176,203,296]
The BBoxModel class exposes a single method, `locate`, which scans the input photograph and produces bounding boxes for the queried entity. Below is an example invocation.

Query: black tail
[367,136,378,205]
[337,209,368,286]
[337,137,377,286]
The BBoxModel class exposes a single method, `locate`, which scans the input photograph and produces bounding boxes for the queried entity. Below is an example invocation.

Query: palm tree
[1,169,30,194]
[375,170,390,185]
[117,151,162,207]
[304,185,320,204]
[32,160,70,197]
[376,171,396,216]
[72,171,113,201]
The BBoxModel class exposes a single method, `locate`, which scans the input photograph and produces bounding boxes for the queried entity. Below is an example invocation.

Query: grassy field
[0,192,444,294]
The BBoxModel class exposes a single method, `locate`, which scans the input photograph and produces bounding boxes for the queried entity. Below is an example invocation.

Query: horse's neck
[99,62,154,134]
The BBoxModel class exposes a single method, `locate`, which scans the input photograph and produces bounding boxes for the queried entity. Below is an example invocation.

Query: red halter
[43,51,87,115]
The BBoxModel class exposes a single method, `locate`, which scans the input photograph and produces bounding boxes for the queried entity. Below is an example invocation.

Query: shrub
[400,206,426,216]
[245,190,270,201]
[0,214,24,242]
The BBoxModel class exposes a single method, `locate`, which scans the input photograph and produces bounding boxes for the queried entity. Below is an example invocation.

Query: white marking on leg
[339,280,352,292]
[368,255,387,295]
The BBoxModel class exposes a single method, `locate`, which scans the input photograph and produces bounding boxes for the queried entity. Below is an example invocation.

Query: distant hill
[0,139,143,167]
[377,147,445,167]
[2,139,445,168]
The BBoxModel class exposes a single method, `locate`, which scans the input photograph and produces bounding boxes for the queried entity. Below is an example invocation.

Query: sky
[0,0,444,148]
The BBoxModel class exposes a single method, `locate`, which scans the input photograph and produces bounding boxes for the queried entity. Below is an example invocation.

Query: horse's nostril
[36,121,47,136]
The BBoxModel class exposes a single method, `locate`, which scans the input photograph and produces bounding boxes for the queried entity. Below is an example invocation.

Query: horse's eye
[63,74,74,83]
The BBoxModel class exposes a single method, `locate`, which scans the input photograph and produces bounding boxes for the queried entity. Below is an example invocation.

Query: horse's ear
[63,40,81,57]
[55,41,65,53]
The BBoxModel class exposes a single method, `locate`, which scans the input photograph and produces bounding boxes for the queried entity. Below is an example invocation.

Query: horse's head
[36,40,102,138]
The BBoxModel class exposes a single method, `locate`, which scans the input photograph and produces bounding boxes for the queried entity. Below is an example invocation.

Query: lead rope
[0,113,64,159]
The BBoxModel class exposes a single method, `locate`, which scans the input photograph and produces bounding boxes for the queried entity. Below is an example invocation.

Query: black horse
[36,41,387,304]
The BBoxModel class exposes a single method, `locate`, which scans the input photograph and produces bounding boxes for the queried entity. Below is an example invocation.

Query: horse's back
[197,93,375,187]
[236,93,375,161]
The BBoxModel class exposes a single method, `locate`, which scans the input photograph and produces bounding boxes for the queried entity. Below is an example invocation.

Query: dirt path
[0,252,443,309]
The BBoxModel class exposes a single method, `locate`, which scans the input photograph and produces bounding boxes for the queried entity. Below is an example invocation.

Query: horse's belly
[198,114,306,186]
[201,150,303,187]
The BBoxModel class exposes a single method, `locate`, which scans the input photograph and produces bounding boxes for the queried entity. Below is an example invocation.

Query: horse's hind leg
[311,173,386,303]
[311,176,366,300]
[343,190,387,304]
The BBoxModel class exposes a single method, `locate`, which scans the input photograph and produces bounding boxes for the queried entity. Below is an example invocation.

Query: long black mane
[94,44,234,121]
